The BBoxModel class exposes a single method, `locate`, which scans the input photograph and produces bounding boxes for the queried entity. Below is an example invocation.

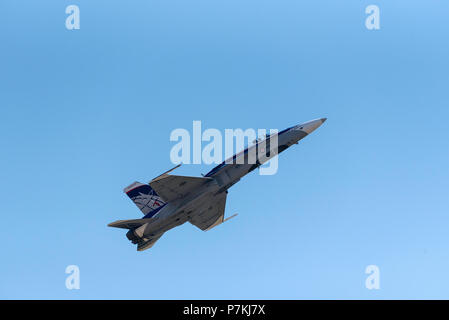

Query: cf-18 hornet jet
[108,118,327,251]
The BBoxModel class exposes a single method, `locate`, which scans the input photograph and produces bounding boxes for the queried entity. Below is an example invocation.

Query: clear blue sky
[1,1,448,299]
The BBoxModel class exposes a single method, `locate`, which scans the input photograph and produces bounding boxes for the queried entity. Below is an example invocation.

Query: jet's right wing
[189,192,236,231]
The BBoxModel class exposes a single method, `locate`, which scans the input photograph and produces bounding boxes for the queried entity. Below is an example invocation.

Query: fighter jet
[108,118,327,251]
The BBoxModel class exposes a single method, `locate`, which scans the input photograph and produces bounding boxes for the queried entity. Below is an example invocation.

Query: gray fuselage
[128,118,326,246]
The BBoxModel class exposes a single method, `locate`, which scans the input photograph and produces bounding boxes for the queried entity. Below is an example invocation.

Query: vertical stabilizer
[124,182,166,217]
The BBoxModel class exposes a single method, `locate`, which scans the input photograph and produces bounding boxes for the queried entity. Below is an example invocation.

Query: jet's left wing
[149,174,213,203]
[189,192,236,231]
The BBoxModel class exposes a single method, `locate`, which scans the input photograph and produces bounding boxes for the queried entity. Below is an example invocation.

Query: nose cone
[295,118,327,134]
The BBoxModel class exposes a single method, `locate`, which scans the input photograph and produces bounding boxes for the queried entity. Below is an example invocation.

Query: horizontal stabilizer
[107,218,152,229]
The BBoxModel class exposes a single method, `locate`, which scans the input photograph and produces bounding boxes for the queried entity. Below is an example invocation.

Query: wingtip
[150,163,182,183]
